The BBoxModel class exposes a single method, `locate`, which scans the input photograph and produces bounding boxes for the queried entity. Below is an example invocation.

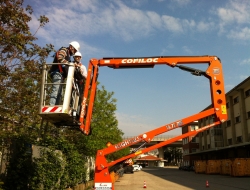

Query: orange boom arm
[79,56,227,135]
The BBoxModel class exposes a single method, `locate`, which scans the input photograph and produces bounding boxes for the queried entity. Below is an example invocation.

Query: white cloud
[227,27,250,40]
[217,0,250,25]
[35,1,161,42]
[196,21,214,32]
[146,11,162,29]
[240,58,250,65]
[214,0,250,38]
[182,19,196,29]
[171,0,191,6]
[28,0,250,50]
[162,15,183,33]
[67,0,99,12]
[111,3,155,41]
[30,0,201,43]
[130,0,146,6]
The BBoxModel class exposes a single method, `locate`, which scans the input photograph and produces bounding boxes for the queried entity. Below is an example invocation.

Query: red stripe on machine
[42,106,62,113]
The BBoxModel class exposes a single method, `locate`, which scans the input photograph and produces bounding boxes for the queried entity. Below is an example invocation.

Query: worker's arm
[79,64,87,79]
[57,48,69,63]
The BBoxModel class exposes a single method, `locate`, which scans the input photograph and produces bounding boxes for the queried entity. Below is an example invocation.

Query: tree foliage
[0,0,129,189]
[0,0,51,68]
[0,0,54,138]
[30,137,86,189]
[68,85,130,160]
[3,136,86,190]
[3,136,33,190]
[164,147,182,164]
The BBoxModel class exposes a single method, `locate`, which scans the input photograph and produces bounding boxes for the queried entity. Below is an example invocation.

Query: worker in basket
[49,41,80,106]
[72,51,87,117]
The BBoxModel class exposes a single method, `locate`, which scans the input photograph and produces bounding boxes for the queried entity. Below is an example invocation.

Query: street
[114,167,250,190]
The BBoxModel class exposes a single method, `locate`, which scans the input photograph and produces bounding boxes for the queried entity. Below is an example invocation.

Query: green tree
[164,147,182,165]
[30,137,86,190]
[3,137,33,190]
[71,85,130,160]
[0,0,54,138]
[0,0,54,188]
[0,1,129,188]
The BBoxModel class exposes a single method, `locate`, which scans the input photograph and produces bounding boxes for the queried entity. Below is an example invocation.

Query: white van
[132,165,141,171]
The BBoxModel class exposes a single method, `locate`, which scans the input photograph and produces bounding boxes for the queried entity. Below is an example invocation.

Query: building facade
[182,121,200,166]
[183,76,250,165]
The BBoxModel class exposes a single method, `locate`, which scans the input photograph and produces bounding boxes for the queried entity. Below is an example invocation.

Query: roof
[135,155,162,161]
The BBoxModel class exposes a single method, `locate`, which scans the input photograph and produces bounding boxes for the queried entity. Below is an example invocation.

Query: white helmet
[69,41,80,51]
[73,52,82,57]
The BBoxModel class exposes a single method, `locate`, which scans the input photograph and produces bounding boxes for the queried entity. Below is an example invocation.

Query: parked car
[179,166,185,170]
[189,165,195,171]
[179,165,194,171]
[123,165,134,173]
[132,165,141,171]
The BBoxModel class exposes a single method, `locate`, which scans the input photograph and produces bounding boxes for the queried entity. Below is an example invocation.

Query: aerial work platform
[39,62,82,127]
[38,55,228,190]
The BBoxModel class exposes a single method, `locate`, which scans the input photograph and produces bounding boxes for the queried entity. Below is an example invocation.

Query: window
[207,130,209,134]
[226,120,231,127]
[191,137,196,142]
[233,96,239,104]
[191,148,196,153]
[228,138,232,145]
[236,136,242,143]
[247,111,250,119]
[226,102,230,109]
[235,116,241,123]
[183,149,189,154]
[190,125,199,131]
[207,144,210,149]
[183,138,189,145]
[215,142,223,147]
[245,89,250,97]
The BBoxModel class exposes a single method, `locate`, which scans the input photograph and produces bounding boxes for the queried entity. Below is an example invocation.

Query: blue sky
[27,0,250,137]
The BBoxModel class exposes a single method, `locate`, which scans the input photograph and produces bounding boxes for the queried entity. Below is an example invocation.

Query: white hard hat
[73,52,82,57]
[69,41,80,51]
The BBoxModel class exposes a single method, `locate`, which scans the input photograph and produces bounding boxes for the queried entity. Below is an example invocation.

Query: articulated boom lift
[78,56,227,190]
[38,55,227,190]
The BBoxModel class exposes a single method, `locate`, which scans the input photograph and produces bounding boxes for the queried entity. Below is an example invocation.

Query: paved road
[114,167,250,190]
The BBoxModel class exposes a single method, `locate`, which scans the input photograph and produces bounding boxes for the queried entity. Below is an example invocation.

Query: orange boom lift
[78,56,227,189]
[39,55,227,190]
